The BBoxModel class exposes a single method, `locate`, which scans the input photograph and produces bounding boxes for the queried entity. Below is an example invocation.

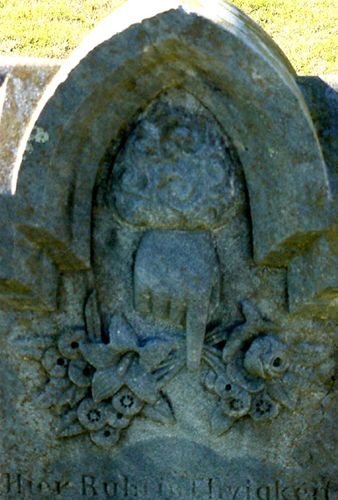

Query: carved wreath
[19,296,330,448]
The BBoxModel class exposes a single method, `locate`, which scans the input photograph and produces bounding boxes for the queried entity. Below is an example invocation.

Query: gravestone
[0,1,337,498]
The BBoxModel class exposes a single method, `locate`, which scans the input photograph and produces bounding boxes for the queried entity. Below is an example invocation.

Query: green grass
[0,0,124,58]
[0,0,337,75]
[234,0,337,75]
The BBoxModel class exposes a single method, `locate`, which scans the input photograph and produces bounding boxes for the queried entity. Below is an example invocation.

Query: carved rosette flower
[39,329,91,410]
[220,389,251,419]
[38,306,181,448]
[42,346,68,378]
[78,398,110,431]
[90,427,120,448]
[57,328,87,360]
[250,393,280,421]
[112,388,143,417]
[68,359,93,387]
[21,294,327,447]
[202,300,296,435]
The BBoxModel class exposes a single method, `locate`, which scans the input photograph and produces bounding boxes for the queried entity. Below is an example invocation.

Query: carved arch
[0,1,331,310]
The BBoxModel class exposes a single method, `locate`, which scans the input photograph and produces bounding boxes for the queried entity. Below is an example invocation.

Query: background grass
[0,0,337,75]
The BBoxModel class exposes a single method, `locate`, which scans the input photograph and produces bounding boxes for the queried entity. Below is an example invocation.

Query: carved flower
[90,426,120,448]
[112,387,143,417]
[81,315,175,404]
[77,397,110,431]
[243,335,289,379]
[214,374,239,399]
[57,327,87,360]
[107,315,177,372]
[202,370,251,420]
[220,389,251,418]
[250,392,280,421]
[202,302,292,433]
[40,330,93,409]
[39,378,86,409]
[107,410,130,429]
[68,359,93,388]
[42,346,68,378]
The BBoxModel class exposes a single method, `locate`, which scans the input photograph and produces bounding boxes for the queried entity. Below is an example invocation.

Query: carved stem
[203,346,226,373]
[117,352,134,377]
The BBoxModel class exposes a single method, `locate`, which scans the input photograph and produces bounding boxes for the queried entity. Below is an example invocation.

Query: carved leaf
[152,352,185,387]
[204,323,231,345]
[267,379,298,410]
[108,315,137,353]
[210,407,234,436]
[202,369,217,392]
[38,379,71,408]
[38,391,55,409]
[58,407,78,425]
[90,427,120,448]
[84,290,102,342]
[80,343,119,369]
[139,339,176,371]
[125,360,159,404]
[67,386,88,408]
[227,355,264,393]
[143,392,175,425]
[294,342,331,367]
[53,385,87,409]
[240,299,263,324]
[16,336,54,361]
[58,422,86,438]
[92,367,123,403]
[57,408,84,437]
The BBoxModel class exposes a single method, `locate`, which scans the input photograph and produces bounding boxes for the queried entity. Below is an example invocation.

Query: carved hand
[134,230,220,370]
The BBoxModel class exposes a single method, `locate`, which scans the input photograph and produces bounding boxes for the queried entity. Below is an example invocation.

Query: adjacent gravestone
[0,1,336,498]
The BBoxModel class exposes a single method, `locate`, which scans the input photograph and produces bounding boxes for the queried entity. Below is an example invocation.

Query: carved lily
[80,315,176,404]
[68,359,93,387]
[88,353,159,404]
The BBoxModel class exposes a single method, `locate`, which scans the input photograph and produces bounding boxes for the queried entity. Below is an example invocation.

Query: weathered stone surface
[0,58,60,310]
[297,75,338,196]
[288,233,338,319]
[0,57,59,194]
[0,1,336,498]
[6,1,330,270]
